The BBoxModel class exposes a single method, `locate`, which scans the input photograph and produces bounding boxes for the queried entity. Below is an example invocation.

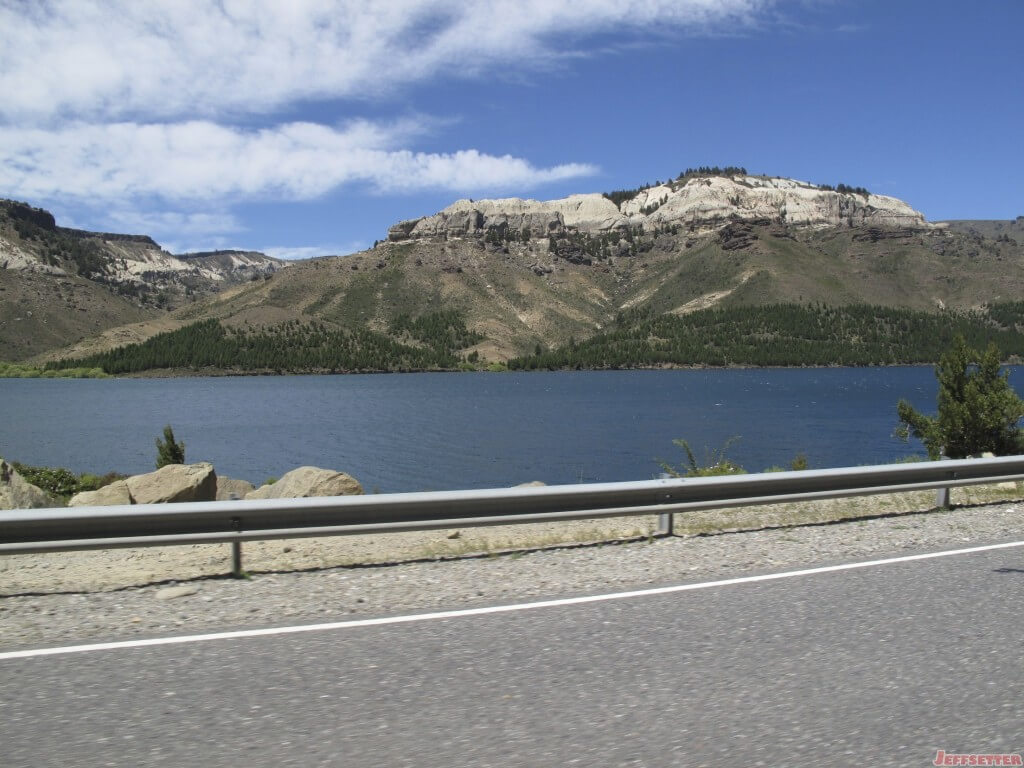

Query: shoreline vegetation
[0,362,109,379]
[27,302,1024,377]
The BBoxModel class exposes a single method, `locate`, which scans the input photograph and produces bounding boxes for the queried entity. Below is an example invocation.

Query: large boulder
[216,475,255,501]
[246,466,363,499]
[125,463,218,504]
[68,481,132,507]
[0,459,55,509]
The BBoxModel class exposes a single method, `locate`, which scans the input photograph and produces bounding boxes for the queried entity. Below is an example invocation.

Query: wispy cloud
[0,0,781,244]
[0,120,597,203]
[104,209,244,238]
[263,244,369,261]
[0,1,775,123]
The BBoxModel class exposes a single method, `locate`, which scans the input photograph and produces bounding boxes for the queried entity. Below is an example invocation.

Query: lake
[1,368,1020,493]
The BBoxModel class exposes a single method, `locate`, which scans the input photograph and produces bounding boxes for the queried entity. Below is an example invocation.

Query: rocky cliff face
[0,200,286,307]
[0,199,290,360]
[388,175,931,242]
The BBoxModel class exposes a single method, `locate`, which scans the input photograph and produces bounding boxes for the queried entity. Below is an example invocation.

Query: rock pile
[56,464,363,507]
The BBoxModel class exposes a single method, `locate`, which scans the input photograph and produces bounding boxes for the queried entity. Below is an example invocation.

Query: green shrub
[77,471,127,492]
[155,425,186,468]
[7,463,125,499]
[659,437,745,478]
[10,463,79,496]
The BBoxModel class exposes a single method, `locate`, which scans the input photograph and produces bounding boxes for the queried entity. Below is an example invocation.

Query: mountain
[13,171,1024,371]
[0,200,286,360]
[940,217,1024,241]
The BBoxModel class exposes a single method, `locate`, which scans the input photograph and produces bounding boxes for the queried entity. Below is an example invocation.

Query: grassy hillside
[24,217,1024,369]
[942,217,1024,241]
[0,269,159,360]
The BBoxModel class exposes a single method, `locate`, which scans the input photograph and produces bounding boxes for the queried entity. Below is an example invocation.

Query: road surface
[2,541,1023,767]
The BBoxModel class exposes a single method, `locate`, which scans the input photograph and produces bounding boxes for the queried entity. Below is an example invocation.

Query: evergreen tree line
[603,167,748,208]
[508,304,1024,370]
[46,313,482,374]
[818,183,871,197]
[980,301,1024,330]
[677,166,747,179]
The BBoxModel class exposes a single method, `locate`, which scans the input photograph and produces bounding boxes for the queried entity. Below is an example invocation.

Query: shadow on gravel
[0,571,245,599]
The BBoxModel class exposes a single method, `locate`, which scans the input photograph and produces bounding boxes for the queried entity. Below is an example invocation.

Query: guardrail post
[656,511,673,536]
[935,456,953,509]
[231,517,244,577]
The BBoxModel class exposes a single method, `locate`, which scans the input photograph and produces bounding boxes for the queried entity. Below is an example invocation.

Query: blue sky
[1,0,1021,258]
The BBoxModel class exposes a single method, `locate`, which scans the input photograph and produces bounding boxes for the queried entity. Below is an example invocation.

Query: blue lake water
[1,368,1021,493]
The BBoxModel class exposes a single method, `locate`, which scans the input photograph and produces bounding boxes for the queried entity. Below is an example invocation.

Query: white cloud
[0,120,597,204]
[104,209,244,238]
[0,0,773,123]
[263,244,368,260]
[0,0,779,245]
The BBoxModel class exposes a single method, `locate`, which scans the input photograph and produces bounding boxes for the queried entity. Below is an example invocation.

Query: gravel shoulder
[1,487,1022,652]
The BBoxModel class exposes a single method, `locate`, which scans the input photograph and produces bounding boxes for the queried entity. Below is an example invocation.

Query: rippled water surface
[2,368,1020,492]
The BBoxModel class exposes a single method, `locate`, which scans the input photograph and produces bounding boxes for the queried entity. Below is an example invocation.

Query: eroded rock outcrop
[246,466,364,499]
[388,175,932,243]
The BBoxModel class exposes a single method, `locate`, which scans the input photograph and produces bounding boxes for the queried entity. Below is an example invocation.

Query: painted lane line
[3,538,1023,661]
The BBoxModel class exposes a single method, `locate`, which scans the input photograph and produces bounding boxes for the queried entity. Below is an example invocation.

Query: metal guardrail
[2,456,1023,576]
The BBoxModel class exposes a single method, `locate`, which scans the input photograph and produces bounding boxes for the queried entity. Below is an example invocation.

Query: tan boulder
[125,463,218,504]
[68,480,133,507]
[246,466,363,499]
[0,459,55,509]
[217,475,255,501]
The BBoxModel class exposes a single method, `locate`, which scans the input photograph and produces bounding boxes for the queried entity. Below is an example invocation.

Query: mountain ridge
[4,172,1024,368]
[0,199,287,359]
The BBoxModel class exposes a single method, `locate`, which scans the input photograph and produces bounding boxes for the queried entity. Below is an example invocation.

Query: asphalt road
[2,543,1023,767]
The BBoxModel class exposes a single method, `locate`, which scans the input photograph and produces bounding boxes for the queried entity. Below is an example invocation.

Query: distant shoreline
[14,360,1024,380]
[115,361,945,378]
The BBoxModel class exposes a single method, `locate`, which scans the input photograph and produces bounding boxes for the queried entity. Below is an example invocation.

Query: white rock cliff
[388,175,931,242]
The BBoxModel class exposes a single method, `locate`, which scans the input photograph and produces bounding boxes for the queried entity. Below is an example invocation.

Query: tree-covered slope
[46,312,483,374]
[508,303,1024,369]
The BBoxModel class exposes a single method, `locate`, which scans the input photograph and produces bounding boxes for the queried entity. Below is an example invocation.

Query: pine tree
[155,425,186,468]
[896,335,1024,459]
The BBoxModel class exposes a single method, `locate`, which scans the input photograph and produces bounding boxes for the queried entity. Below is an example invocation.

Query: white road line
[3,539,1023,661]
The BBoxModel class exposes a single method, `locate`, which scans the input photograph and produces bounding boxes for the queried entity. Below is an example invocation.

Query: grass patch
[0,361,109,378]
